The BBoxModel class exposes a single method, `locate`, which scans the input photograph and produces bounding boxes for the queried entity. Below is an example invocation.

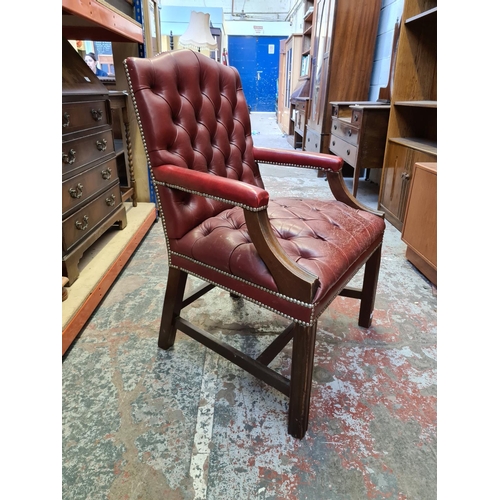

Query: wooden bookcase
[378,0,437,230]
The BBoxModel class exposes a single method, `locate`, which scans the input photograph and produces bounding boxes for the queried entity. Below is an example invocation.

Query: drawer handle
[63,112,70,128]
[91,108,103,121]
[69,183,84,199]
[331,140,335,146]
[75,215,89,231]
[315,143,318,148]
[347,149,350,155]
[105,194,116,207]
[101,167,112,180]
[334,124,337,130]
[96,138,107,151]
[347,129,352,137]
[62,149,76,165]
[353,114,359,122]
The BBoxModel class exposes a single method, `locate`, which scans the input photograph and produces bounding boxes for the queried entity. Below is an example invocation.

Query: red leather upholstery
[171,199,384,303]
[126,50,264,239]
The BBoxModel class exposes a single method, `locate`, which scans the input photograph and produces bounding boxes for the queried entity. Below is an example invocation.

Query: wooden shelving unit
[62,0,143,43]
[62,0,157,356]
[378,0,437,230]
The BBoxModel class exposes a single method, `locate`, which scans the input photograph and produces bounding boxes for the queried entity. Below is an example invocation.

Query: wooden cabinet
[378,0,437,230]
[401,162,437,285]
[277,34,302,135]
[62,37,127,286]
[329,102,390,196]
[304,0,381,154]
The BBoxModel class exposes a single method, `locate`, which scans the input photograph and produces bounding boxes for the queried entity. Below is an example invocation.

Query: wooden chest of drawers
[62,38,127,285]
[329,102,390,197]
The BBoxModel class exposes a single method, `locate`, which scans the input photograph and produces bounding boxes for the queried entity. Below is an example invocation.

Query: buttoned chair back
[126,49,263,240]
[125,49,385,438]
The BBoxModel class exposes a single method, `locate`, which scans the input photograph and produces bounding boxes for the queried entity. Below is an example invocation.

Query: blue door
[228,36,285,112]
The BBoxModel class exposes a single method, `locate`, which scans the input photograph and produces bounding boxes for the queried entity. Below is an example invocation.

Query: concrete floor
[62,113,437,499]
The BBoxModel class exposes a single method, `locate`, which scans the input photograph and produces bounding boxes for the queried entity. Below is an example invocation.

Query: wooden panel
[379,143,436,231]
[401,162,437,284]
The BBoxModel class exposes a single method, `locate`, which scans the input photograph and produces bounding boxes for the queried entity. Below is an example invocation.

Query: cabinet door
[379,143,436,229]
[401,162,437,284]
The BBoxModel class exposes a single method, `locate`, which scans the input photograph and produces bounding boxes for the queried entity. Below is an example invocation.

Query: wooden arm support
[154,164,320,303]
[244,209,319,303]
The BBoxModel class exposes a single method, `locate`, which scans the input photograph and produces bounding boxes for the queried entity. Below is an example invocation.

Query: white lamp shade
[179,11,218,50]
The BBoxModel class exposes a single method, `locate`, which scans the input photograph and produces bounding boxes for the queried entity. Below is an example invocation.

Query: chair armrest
[253,147,383,217]
[253,147,344,173]
[155,164,318,301]
[154,164,269,211]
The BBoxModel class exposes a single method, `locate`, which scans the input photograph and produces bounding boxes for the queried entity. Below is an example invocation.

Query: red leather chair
[124,49,385,439]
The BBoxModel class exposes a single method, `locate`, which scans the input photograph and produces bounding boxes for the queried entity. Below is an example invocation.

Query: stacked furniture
[304,0,381,154]
[62,38,127,285]
[327,19,400,196]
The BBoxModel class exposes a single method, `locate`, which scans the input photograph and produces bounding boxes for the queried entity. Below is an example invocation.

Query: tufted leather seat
[125,49,385,438]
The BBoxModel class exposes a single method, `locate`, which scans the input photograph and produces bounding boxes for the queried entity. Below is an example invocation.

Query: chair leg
[358,245,382,328]
[288,322,317,439]
[158,267,188,350]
